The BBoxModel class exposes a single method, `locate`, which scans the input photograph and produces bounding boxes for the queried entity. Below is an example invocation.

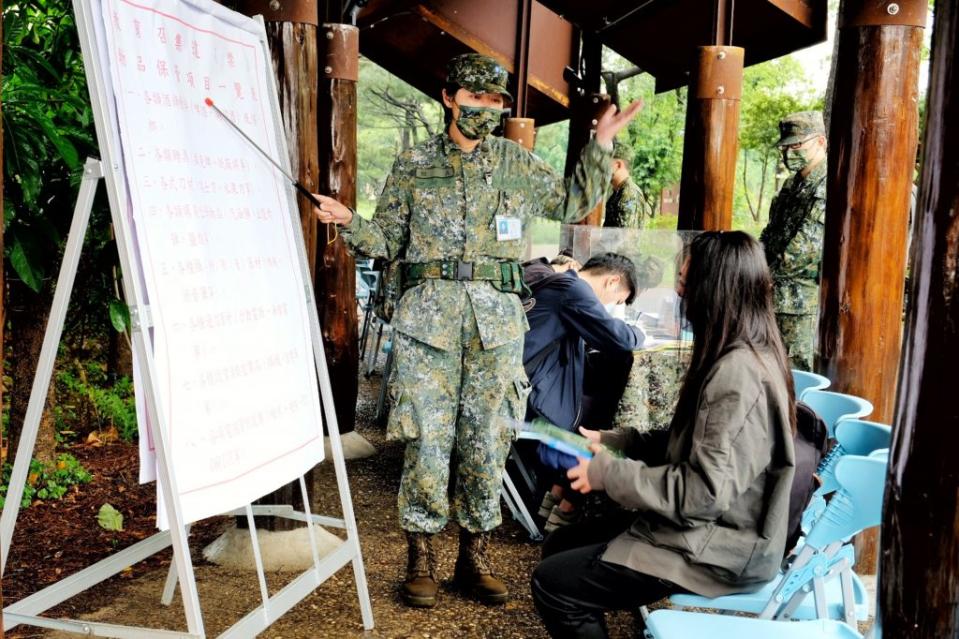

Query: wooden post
[676,45,743,230]
[236,0,320,529]
[879,1,959,635]
[316,23,359,435]
[818,0,927,572]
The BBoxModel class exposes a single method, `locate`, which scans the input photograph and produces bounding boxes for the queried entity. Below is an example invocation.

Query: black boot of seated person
[402,531,438,608]
[453,528,509,604]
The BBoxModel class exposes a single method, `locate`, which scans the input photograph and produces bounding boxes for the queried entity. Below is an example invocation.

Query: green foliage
[56,363,138,442]
[617,76,686,219]
[532,120,570,174]
[735,57,821,228]
[3,0,97,292]
[108,300,131,333]
[97,503,124,531]
[357,58,443,211]
[0,453,93,508]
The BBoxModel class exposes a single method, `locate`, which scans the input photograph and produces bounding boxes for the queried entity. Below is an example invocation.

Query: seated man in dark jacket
[522,252,659,530]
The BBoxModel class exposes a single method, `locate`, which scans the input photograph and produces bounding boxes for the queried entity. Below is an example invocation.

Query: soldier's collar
[440,131,492,156]
[800,157,828,184]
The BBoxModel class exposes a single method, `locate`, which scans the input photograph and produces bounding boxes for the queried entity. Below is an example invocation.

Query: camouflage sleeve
[622,187,643,229]
[530,138,613,223]
[776,197,826,282]
[340,156,412,260]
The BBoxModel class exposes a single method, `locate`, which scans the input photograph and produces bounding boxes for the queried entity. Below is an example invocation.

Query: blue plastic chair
[802,420,892,534]
[645,610,863,639]
[816,420,891,496]
[793,369,831,400]
[802,390,874,437]
[670,455,887,628]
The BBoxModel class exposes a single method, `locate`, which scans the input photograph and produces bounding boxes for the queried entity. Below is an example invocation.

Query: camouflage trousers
[776,312,817,372]
[388,312,526,534]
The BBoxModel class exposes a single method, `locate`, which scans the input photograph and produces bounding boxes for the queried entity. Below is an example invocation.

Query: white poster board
[96,0,324,527]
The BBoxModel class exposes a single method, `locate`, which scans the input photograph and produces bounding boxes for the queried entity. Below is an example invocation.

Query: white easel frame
[0,1,374,636]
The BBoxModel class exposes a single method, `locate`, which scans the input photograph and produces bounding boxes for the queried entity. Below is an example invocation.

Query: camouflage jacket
[603,176,648,229]
[760,159,827,315]
[342,133,613,351]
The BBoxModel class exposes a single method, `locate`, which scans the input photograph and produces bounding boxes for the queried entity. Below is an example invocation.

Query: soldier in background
[314,53,642,608]
[603,141,649,230]
[759,111,828,372]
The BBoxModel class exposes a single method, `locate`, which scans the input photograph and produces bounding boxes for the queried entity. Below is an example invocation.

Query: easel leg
[316,335,374,629]
[0,159,103,571]
[161,523,190,606]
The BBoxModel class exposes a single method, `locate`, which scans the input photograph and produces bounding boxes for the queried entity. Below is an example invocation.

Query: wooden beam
[676,45,743,230]
[316,23,360,435]
[879,1,959,635]
[512,0,533,118]
[818,0,927,573]
[236,0,320,530]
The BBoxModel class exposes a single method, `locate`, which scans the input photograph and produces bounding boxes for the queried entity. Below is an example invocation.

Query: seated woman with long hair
[531,231,797,639]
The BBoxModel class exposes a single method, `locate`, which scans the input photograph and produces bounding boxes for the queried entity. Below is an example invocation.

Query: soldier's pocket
[499,376,531,447]
[387,384,420,443]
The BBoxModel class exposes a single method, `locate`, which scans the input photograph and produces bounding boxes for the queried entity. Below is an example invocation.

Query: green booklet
[521,417,623,460]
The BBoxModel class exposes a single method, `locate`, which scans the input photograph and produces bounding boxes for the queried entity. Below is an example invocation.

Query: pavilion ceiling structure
[354,0,827,123]
[539,0,827,92]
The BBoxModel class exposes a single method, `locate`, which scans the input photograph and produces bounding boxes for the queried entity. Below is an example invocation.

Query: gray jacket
[588,343,795,597]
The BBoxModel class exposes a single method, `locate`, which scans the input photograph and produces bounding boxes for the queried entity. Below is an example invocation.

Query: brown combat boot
[402,532,439,608]
[453,528,509,604]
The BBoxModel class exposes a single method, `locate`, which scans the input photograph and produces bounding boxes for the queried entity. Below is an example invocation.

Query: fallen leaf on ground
[97,503,124,531]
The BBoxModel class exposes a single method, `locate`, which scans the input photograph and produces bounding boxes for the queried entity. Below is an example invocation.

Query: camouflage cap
[612,139,634,164]
[446,53,513,101]
[777,111,825,147]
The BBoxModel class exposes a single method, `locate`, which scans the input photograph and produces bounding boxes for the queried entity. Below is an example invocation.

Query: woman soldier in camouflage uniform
[315,53,642,608]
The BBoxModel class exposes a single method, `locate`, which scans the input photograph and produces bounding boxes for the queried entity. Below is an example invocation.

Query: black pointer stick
[204,97,324,211]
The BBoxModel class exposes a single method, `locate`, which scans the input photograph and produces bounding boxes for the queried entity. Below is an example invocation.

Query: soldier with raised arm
[314,53,642,608]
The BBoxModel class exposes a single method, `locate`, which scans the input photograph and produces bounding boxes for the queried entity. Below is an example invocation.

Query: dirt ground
[4,371,640,638]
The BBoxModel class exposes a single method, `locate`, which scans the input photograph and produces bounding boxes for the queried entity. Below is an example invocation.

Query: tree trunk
[878,0,959,635]
[236,1,320,530]
[6,286,58,466]
[676,46,743,231]
[818,0,926,573]
[315,23,359,435]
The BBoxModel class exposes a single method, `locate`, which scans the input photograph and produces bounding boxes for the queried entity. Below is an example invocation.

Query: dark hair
[549,254,579,267]
[442,83,461,127]
[580,252,639,305]
[635,255,665,290]
[676,231,797,432]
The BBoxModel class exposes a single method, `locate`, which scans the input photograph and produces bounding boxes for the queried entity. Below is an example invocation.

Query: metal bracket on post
[692,46,744,101]
[236,0,318,25]
[320,23,359,82]
[840,0,928,28]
